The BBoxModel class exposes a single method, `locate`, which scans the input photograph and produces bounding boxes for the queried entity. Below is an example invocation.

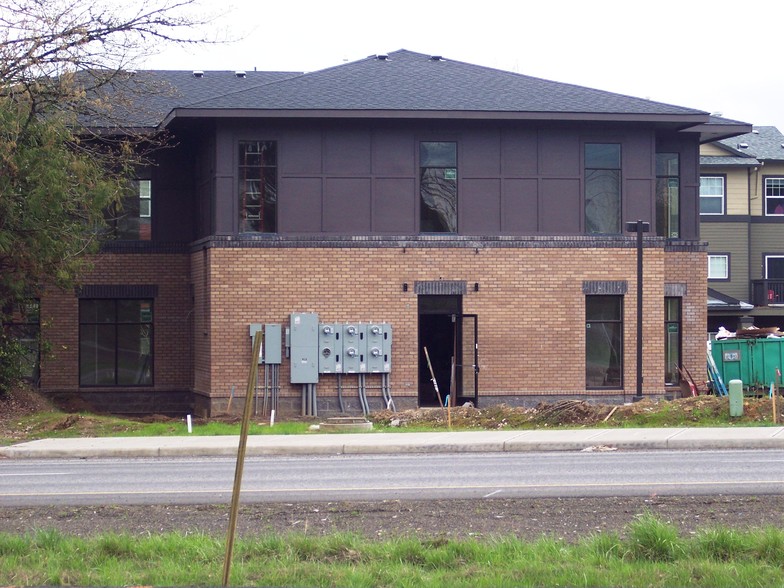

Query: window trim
[700,175,726,216]
[708,253,730,281]
[137,179,152,219]
[764,176,784,217]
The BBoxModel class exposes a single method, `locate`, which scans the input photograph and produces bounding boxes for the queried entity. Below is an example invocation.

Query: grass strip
[2,515,784,587]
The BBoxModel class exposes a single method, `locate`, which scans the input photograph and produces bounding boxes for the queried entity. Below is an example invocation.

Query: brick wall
[39,252,192,413]
[36,243,707,416]
[195,243,706,416]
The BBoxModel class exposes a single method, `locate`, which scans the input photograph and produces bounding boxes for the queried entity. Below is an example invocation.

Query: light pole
[625,220,650,402]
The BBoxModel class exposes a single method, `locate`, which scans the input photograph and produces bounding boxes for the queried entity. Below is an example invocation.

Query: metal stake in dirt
[222,332,263,586]
[423,346,444,408]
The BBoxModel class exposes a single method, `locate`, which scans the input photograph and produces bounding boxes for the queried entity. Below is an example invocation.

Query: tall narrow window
[79,299,153,386]
[700,176,725,215]
[239,141,277,233]
[664,297,681,385]
[585,295,623,388]
[585,143,621,234]
[656,153,679,238]
[765,177,784,216]
[420,141,457,232]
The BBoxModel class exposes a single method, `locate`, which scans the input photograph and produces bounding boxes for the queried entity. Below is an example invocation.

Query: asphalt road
[1,449,784,507]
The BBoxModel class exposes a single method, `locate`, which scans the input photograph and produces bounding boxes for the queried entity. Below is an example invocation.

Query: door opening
[417,295,478,407]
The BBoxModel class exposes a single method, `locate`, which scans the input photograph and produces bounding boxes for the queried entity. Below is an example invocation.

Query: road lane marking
[0,472,72,477]
[2,479,784,499]
[484,489,503,498]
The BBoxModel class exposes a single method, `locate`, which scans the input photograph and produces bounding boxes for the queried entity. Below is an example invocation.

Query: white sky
[140,0,784,132]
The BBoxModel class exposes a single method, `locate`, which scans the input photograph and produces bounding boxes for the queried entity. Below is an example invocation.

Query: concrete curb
[2,427,784,459]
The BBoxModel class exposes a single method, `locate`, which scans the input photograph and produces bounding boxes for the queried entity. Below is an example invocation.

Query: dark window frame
[2,298,40,384]
[699,174,726,216]
[105,177,153,241]
[656,153,680,238]
[584,143,622,235]
[239,140,278,233]
[419,141,458,233]
[585,294,624,390]
[78,298,154,387]
[664,297,682,386]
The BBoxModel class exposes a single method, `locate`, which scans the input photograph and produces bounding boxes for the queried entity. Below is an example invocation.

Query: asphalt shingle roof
[716,126,784,161]
[180,49,708,117]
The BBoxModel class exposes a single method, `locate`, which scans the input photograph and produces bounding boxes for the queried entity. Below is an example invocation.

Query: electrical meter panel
[318,323,343,373]
[342,323,365,373]
[365,323,392,373]
[289,313,319,383]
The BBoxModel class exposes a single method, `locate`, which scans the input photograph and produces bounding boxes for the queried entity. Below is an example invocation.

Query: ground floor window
[664,297,681,385]
[79,299,153,386]
[585,295,623,388]
[2,299,40,384]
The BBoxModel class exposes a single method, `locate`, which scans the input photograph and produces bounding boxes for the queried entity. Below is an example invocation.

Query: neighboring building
[700,126,784,333]
[35,50,750,416]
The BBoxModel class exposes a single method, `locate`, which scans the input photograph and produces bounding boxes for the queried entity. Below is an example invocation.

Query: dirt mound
[369,396,782,429]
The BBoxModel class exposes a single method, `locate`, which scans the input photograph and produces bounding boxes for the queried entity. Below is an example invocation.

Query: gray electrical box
[342,323,362,373]
[289,313,319,383]
[318,323,343,373]
[366,323,385,373]
[264,324,282,365]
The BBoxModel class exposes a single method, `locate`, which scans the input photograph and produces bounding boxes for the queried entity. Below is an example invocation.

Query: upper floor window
[106,179,152,241]
[585,143,621,234]
[700,176,725,215]
[239,141,277,233]
[765,177,784,216]
[708,254,729,280]
[420,141,457,233]
[656,153,679,238]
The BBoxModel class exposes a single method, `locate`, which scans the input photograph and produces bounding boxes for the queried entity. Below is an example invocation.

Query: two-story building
[34,50,750,416]
[700,126,784,333]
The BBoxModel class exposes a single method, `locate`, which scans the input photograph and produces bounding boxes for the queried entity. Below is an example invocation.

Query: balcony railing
[751,280,784,306]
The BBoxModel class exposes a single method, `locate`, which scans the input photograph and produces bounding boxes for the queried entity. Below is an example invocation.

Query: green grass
[2,516,784,587]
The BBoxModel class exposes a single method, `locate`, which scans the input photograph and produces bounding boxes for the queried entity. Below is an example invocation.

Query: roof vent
[738,142,749,149]
[192,70,204,78]
[429,55,444,61]
[752,129,760,134]
[374,54,389,61]
[234,70,246,78]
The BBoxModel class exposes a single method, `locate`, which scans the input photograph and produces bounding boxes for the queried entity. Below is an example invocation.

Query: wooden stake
[423,346,444,409]
[774,369,780,425]
[222,332,262,586]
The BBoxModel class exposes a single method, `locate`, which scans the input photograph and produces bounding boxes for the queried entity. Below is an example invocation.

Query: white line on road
[483,489,503,498]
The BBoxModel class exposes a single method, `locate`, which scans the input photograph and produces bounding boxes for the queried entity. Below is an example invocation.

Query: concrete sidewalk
[2,426,784,459]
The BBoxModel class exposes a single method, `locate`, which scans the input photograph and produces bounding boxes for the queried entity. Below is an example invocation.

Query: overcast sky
[140,0,784,132]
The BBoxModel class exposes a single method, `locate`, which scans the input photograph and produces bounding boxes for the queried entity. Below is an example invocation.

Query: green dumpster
[711,338,784,393]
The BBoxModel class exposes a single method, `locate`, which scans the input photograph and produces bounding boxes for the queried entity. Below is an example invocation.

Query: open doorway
[418,295,478,407]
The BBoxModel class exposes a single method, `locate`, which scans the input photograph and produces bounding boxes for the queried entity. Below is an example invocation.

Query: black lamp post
[625,220,650,402]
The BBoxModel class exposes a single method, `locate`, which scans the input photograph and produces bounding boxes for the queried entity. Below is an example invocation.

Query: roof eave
[161,107,709,128]
[685,121,754,144]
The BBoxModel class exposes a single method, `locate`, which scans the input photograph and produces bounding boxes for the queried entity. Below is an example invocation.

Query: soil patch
[2,495,783,541]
